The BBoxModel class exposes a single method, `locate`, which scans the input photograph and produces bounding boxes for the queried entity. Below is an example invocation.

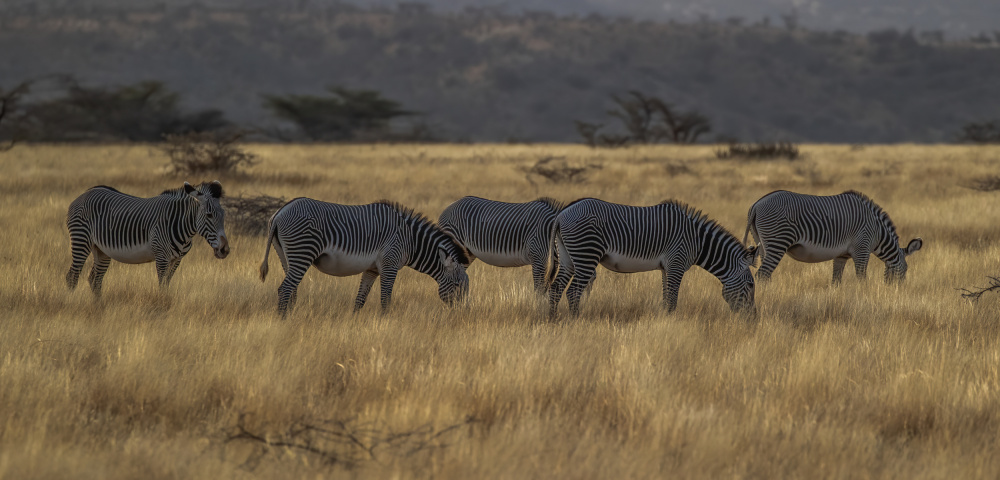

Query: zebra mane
[842,190,898,236]
[658,199,752,251]
[92,185,123,194]
[535,197,565,212]
[160,182,225,198]
[375,200,471,264]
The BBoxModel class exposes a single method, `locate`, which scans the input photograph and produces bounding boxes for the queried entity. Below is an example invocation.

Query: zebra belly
[98,244,156,264]
[599,252,661,273]
[786,243,850,263]
[465,247,527,267]
[313,250,379,277]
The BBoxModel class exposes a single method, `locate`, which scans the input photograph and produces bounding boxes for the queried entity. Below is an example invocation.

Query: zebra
[258,198,470,316]
[547,198,757,317]
[743,190,923,283]
[66,181,229,296]
[438,196,563,293]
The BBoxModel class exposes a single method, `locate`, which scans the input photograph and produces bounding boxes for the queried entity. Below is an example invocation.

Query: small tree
[0,80,32,151]
[958,120,1000,144]
[262,86,413,141]
[578,91,712,146]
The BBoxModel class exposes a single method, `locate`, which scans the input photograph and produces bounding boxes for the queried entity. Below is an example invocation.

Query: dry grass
[2,143,1000,479]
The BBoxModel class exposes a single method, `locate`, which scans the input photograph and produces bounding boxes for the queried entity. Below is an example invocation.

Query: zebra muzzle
[215,236,230,259]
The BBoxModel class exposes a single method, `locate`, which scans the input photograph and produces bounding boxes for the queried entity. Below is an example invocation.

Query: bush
[222,194,287,236]
[161,130,257,175]
[522,155,603,184]
[715,142,800,160]
[966,175,1000,192]
[958,121,1000,144]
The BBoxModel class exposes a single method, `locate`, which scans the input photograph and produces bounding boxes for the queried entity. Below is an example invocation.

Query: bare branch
[958,276,1000,301]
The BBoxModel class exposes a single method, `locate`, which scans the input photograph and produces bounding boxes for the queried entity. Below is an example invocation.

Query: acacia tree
[262,86,413,141]
[579,90,712,146]
[17,77,227,142]
[0,80,33,151]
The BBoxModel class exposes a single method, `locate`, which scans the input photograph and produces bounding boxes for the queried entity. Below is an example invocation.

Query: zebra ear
[438,249,454,268]
[905,238,923,256]
[745,246,758,267]
[208,180,224,199]
[183,182,197,195]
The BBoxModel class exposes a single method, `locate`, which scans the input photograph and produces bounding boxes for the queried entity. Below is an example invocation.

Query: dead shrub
[716,142,800,160]
[522,155,603,184]
[224,413,476,471]
[161,130,257,175]
[966,175,1000,192]
[223,194,286,236]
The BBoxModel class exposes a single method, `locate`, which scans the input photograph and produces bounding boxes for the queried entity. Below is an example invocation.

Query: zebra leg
[756,240,790,281]
[161,257,183,287]
[661,267,686,312]
[87,248,112,297]
[378,267,399,312]
[566,263,598,317]
[548,264,574,318]
[66,236,92,290]
[853,253,871,280]
[530,259,548,294]
[354,270,379,312]
[832,256,849,284]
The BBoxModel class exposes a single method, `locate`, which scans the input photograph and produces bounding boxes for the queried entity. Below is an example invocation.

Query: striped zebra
[548,198,757,317]
[65,181,229,296]
[743,190,923,283]
[259,198,470,316]
[438,196,562,293]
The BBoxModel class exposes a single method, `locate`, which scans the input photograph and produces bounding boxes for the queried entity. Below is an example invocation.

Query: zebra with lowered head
[66,181,229,296]
[743,190,922,283]
[438,196,562,293]
[259,198,470,316]
[548,198,757,317]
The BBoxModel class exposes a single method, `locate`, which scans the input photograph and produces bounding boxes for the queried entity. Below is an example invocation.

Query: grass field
[2,144,1000,479]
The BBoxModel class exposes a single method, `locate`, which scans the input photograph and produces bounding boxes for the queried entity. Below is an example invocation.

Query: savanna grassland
[2,144,1000,479]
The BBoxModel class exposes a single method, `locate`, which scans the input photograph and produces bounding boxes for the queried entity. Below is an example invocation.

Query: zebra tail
[743,208,762,266]
[743,208,755,246]
[544,220,560,288]
[259,219,276,283]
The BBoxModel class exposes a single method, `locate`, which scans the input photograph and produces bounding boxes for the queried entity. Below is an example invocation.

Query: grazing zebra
[438,196,562,293]
[548,198,757,317]
[743,190,923,283]
[259,198,470,316]
[66,181,229,296]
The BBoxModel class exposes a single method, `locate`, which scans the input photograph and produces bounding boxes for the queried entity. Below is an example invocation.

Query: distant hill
[3,0,999,36]
[1,3,999,143]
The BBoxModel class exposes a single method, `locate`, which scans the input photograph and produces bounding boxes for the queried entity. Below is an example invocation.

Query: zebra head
[434,247,469,305]
[721,245,757,314]
[184,181,230,259]
[883,237,923,283]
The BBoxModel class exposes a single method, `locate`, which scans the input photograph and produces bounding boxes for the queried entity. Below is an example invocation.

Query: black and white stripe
[65,181,229,296]
[259,198,470,316]
[743,190,923,283]
[547,198,756,316]
[438,196,562,292]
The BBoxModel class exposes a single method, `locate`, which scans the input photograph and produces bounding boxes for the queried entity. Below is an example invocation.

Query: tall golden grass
[1,144,999,478]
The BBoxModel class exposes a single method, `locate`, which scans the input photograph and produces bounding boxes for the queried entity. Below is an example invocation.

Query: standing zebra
[743,190,923,283]
[66,181,229,296]
[259,198,469,316]
[438,196,562,293]
[548,198,757,317]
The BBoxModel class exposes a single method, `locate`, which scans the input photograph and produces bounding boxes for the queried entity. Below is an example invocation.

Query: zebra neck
[694,227,739,279]
[404,221,443,278]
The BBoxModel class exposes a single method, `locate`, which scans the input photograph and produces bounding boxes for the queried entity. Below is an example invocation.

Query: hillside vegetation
[1,144,1000,478]
[1,4,999,142]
